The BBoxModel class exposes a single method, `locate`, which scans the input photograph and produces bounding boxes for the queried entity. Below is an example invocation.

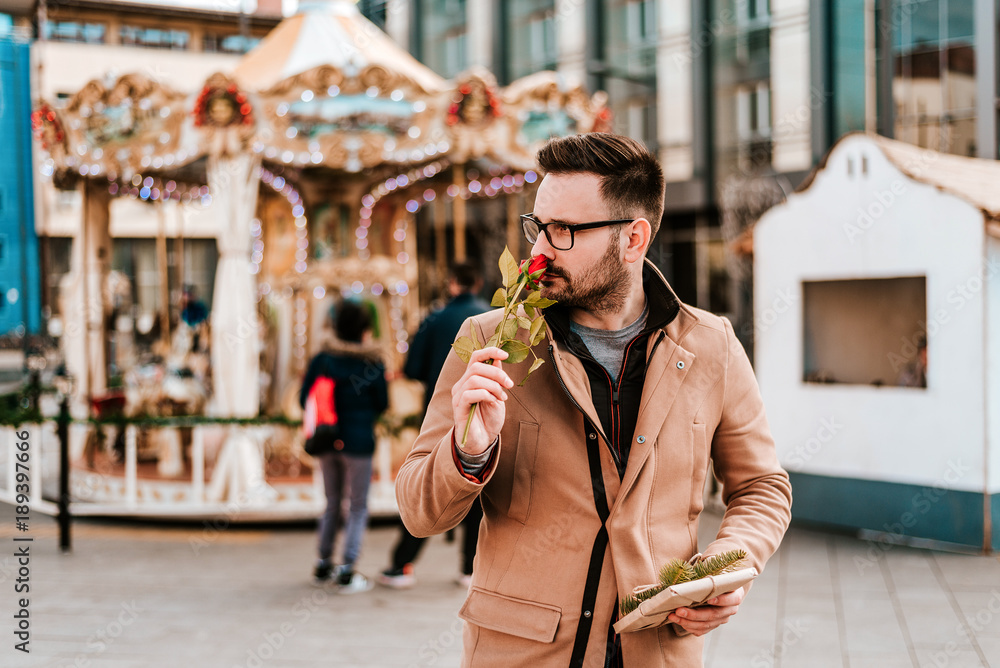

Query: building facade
[9,0,282,338]
[0,23,40,337]
[383,0,999,347]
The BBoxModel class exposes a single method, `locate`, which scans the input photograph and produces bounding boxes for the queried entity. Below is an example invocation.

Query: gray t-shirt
[570,302,649,384]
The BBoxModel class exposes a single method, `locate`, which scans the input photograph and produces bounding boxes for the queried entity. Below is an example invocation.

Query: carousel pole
[434,198,447,286]
[506,191,522,260]
[156,202,171,351]
[452,165,467,261]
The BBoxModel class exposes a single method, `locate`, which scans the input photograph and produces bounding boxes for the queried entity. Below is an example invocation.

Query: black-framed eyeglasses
[520,213,635,251]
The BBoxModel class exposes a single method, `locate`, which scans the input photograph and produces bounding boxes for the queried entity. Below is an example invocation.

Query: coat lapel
[612,305,700,512]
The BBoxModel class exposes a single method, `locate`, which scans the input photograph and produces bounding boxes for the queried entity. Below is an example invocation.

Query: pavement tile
[4,503,1000,667]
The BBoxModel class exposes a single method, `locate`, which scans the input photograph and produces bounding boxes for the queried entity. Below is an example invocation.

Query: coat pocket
[689,423,709,520]
[459,588,562,643]
[508,421,539,524]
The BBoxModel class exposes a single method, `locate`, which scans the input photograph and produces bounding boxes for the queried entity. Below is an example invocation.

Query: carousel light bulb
[396,252,409,264]
[423,189,435,201]
[311,152,323,164]
[356,228,368,239]
[260,283,272,295]
[286,127,298,139]
[446,185,459,197]
[397,342,409,354]
[393,229,406,242]
[352,281,364,294]
[468,181,481,193]
[525,171,538,183]
[253,241,264,252]
[313,286,326,299]
[327,86,340,97]
[356,239,368,249]
[300,90,314,102]
[407,126,420,139]
[413,101,426,112]
[359,249,370,260]
[362,195,375,208]
[371,283,384,296]
[295,261,307,273]
[282,151,294,163]
[405,200,419,213]
[386,178,397,190]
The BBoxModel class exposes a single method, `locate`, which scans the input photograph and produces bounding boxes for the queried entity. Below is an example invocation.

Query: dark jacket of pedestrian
[299,337,389,456]
[404,292,490,413]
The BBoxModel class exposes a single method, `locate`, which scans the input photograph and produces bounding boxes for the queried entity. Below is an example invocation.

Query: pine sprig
[619,550,748,617]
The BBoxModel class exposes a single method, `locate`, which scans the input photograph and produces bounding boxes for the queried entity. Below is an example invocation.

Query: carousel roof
[33,0,612,178]
[232,1,446,96]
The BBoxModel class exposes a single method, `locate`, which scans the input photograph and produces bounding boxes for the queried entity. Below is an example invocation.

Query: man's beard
[541,235,630,316]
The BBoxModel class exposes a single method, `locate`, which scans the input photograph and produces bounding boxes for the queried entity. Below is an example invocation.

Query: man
[380,262,490,588]
[395,133,791,666]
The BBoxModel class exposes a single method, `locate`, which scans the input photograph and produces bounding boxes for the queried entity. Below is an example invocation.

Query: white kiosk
[753,133,1000,552]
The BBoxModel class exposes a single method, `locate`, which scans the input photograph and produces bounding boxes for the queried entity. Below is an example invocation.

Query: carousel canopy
[233,0,446,96]
[34,0,613,179]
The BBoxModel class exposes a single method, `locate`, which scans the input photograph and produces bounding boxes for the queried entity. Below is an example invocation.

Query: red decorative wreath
[446,81,502,127]
[193,83,253,128]
[31,105,65,150]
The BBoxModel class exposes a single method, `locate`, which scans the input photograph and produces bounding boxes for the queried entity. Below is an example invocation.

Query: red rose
[519,255,548,289]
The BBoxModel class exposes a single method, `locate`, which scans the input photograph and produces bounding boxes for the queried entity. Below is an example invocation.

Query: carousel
[16,0,611,520]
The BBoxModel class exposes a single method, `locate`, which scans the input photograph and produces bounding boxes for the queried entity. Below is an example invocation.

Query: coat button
[676,360,685,369]
[637,435,646,444]
[588,432,596,440]
[583,610,592,618]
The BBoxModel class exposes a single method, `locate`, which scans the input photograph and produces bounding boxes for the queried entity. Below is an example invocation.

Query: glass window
[203,34,260,54]
[601,0,658,150]
[44,21,106,44]
[120,25,190,50]
[507,0,556,80]
[421,0,468,78]
[358,0,388,30]
[889,0,976,156]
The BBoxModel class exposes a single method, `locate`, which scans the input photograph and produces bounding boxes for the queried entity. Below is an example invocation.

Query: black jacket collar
[545,260,681,356]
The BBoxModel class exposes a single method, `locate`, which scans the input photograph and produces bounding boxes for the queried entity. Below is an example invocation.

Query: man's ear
[623,218,652,263]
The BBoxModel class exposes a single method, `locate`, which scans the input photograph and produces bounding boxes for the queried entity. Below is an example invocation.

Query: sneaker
[313,560,334,582]
[337,572,374,595]
[456,574,473,588]
[378,564,417,589]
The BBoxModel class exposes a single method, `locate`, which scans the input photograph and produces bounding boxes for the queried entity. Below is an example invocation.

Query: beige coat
[396,271,792,667]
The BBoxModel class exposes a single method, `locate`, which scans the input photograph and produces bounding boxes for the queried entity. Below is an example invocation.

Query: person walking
[300,299,388,593]
[395,133,792,665]
[380,262,490,589]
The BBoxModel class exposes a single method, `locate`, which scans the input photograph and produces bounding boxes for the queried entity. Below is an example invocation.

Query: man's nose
[530,230,554,259]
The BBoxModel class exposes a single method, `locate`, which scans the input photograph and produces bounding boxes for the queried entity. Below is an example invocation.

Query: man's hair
[536,133,665,238]
[334,299,372,343]
[449,261,481,292]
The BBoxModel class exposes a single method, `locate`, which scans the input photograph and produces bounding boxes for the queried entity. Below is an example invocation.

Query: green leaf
[469,322,482,349]
[452,336,476,364]
[491,288,507,308]
[501,317,519,342]
[529,317,546,344]
[523,304,536,319]
[499,246,519,289]
[516,316,532,331]
[525,291,557,308]
[485,332,501,348]
[518,357,546,386]
[500,340,530,364]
